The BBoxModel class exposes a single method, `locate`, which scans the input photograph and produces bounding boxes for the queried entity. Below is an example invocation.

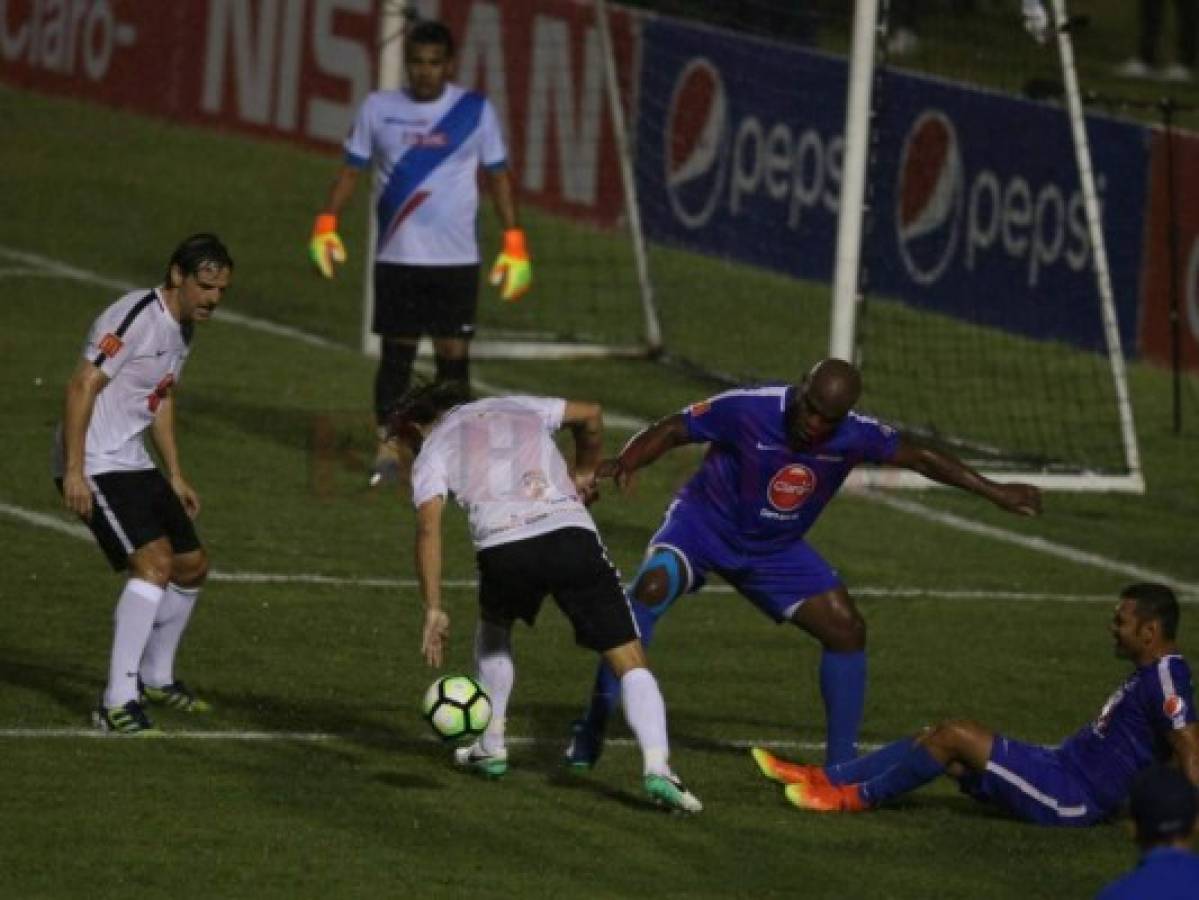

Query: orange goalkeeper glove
[309,213,347,279]
[489,228,532,302]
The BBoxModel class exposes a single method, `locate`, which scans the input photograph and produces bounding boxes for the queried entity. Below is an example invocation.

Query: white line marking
[4,245,1193,593]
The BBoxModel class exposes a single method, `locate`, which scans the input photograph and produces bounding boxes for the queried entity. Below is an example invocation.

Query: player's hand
[1021,0,1049,44]
[169,474,201,518]
[422,608,450,667]
[309,213,347,279]
[573,469,600,506]
[489,228,531,302]
[62,470,93,521]
[995,482,1042,517]
[596,457,634,493]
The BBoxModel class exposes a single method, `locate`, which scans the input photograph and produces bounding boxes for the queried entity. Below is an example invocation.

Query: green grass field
[2,83,1199,898]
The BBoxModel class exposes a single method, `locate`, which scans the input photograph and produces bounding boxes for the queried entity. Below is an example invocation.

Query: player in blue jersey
[565,358,1042,768]
[308,19,530,486]
[753,583,1199,825]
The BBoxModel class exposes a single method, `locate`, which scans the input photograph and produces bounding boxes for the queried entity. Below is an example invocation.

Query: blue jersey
[1096,848,1199,900]
[1059,654,1196,812]
[677,385,899,550]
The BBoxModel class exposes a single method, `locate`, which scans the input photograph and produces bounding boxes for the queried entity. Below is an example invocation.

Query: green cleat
[93,699,161,736]
[644,773,703,814]
[453,742,508,778]
[141,680,211,713]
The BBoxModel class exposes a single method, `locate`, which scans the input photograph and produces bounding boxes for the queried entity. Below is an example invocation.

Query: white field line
[4,245,1193,593]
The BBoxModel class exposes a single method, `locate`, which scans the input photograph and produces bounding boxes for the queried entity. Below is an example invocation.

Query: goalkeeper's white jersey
[344,84,507,266]
[411,396,597,551]
[52,288,190,477]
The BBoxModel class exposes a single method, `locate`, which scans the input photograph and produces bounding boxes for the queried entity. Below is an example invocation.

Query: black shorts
[372,262,479,338]
[475,528,639,653]
[56,469,202,571]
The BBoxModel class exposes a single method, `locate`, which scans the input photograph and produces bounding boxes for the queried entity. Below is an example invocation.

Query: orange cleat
[750,747,834,788]
[783,781,868,813]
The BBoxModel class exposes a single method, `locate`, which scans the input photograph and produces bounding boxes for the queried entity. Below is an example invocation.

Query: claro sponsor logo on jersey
[767,464,816,512]
[895,106,1101,289]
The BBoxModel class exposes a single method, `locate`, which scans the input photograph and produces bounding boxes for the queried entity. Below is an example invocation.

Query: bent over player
[567,358,1041,768]
[391,382,701,813]
[55,233,232,734]
[754,583,1199,823]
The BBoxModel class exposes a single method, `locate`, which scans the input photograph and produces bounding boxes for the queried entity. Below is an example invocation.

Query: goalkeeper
[308,19,531,486]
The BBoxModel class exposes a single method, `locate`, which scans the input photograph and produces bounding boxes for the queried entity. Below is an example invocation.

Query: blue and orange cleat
[783,781,868,813]
[750,747,833,788]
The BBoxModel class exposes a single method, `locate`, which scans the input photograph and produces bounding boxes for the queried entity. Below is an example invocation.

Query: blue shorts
[957,735,1107,827]
[648,499,842,623]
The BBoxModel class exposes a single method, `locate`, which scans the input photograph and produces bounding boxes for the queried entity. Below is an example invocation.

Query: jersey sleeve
[84,306,150,380]
[411,447,449,509]
[479,98,508,171]
[508,396,566,432]
[846,412,900,464]
[1144,657,1198,733]
[681,393,742,445]
[342,93,375,168]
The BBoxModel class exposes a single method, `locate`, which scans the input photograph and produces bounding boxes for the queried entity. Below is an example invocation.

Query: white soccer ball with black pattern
[422,674,492,742]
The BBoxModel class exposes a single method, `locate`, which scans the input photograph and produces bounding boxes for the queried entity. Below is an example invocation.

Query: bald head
[788,358,862,446]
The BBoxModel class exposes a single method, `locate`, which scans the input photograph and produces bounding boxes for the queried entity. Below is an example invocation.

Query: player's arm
[561,400,604,503]
[61,359,109,520]
[1168,722,1199,788]
[597,413,692,493]
[309,166,359,278]
[150,392,200,519]
[485,167,531,302]
[888,434,1042,516]
[415,496,450,667]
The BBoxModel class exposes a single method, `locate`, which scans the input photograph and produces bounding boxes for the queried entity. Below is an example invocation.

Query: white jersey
[52,288,191,477]
[411,396,597,551]
[345,84,507,266]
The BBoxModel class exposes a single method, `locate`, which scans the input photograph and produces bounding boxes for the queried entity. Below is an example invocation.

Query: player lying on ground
[567,358,1041,769]
[752,583,1199,823]
[390,381,701,813]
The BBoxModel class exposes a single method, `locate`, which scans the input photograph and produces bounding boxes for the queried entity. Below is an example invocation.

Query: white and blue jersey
[677,385,899,550]
[344,84,507,265]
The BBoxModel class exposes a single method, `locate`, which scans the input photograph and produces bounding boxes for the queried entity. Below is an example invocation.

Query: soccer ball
[422,674,491,742]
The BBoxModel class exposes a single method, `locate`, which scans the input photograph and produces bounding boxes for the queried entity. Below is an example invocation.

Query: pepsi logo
[767,464,816,512]
[895,110,964,286]
[1186,234,1199,344]
[664,58,729,230]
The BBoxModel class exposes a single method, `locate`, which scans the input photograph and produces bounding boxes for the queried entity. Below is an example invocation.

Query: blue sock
[857,743,944,807]
[824,738,916,785]
[581,599,660,733]
[820,649,866,765]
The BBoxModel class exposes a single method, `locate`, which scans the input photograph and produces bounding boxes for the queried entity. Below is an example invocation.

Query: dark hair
[406,20,454,55]
[385,378,468,441]
[166,233,234,282]
[1123,582,1180,640]
[1130,764,1197,844]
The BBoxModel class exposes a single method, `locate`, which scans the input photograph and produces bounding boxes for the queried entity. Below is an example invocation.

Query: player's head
[788,358,861,446]
[385,378,467,451]
[405,20,454,101]
[1129,764,1197,850]
[1112,582,1180,660]
[165,233,233,324]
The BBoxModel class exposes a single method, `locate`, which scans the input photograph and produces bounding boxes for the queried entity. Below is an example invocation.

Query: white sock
[104,579,164,707]
[475,620,514,755]
[620,667,671,777]
[139,583,200,688]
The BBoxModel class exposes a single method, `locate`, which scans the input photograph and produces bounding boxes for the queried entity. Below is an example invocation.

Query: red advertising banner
[1139,128,1199,371]
[1,0,636,226]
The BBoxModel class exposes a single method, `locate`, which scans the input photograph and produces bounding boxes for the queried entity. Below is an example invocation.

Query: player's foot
[368,439,405,488]
[563,718,605,770]
[453,741,508,778]
[92,699,161,736]
[783,781,867,813]
[644,773,703,814]
[140,679,211,713]
[749,747,833,788]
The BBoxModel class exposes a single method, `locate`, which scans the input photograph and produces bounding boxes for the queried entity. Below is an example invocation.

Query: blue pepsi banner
[636,16,1151,353]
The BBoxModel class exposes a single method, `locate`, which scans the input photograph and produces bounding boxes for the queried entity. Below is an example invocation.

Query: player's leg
[567,540,696,768]
[428,264,479,401]
[473,613,515,759]
[370,262,420,486]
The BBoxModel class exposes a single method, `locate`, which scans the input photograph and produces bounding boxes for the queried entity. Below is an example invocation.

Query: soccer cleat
[644,773,703,814]
[563,718,605,770]
[368,441,402,488]
[453,741,508,778]
[750,747,833,788]
[140,679,211,713]
[93,699,161,736]
[783,781,867,813]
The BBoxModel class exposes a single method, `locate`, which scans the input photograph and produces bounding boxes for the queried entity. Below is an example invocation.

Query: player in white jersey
[309,19,531,488]
[388,382,701,813]
[54,234,233,735]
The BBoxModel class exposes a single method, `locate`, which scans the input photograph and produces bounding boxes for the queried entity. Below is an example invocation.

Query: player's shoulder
[94,288,160,332]
[1142,653,1195,696]
[703,384,789,412]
